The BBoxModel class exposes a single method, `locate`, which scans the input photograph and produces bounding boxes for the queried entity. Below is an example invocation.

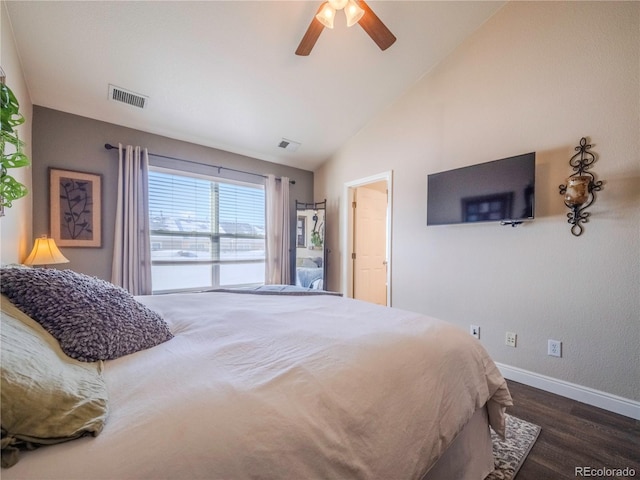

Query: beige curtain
[111,144,152,295]
[265,174,291,285]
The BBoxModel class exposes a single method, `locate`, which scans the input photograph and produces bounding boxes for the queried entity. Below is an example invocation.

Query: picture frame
[296,215,306,247]
[50,168,102,247]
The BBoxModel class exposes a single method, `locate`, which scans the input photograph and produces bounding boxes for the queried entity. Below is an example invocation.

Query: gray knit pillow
[0,267,173,362]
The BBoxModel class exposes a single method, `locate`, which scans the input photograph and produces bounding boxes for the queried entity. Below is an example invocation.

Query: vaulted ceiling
[5,1,504,171]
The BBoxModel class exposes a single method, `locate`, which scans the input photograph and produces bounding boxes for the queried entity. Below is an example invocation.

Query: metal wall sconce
[559,137,604,236]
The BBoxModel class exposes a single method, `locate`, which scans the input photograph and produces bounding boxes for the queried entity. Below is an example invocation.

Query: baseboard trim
[496,363,640,421]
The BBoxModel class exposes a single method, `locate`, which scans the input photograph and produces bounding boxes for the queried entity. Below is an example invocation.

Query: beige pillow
[1,296,109,468]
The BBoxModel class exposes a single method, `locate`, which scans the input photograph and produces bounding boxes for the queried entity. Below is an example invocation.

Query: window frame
[148,165,266,294]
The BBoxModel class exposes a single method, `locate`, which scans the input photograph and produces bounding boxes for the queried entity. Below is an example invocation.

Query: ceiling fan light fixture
[296,0,395,56]
[328,0,348,10]
[315,3,336,29]
[345,0,365,27]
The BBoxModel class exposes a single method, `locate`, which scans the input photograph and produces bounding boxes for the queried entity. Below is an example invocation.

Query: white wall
[315,2,640,402]
[0,0,32,264]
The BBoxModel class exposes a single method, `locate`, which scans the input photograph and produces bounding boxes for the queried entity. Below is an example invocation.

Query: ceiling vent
[108,84,148,109]
[278,138,301,152]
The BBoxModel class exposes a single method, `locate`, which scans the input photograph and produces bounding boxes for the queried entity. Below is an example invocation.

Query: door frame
[341,171,393,306]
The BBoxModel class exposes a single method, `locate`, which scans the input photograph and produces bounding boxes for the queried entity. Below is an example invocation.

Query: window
[148,167,265,293]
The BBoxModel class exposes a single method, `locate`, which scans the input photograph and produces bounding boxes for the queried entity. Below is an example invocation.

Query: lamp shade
[23,236,69,266]
[344,0,365,27]
[316,2,336,29]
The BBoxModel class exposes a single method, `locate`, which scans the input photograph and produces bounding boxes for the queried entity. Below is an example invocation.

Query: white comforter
[6,292,511,480]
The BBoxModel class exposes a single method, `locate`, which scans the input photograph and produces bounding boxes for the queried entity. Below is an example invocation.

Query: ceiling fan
[296,0,396,56]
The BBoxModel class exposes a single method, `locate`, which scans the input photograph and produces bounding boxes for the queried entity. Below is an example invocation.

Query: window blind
[148,167,265,293]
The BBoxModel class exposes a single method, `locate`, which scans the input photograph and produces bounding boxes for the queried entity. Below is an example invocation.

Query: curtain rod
[104,144,295,184]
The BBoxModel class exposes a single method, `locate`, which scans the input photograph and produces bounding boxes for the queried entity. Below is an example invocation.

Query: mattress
[3,291,511,479]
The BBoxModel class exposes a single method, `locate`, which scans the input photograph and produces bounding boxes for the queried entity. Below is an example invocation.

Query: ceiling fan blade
[295,5,326,56]
[356,0,396,51]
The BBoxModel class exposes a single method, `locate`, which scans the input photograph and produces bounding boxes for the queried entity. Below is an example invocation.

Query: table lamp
[23,235,69,267]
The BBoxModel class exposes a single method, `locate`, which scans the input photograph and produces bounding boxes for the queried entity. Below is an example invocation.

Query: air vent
[277,138,301,152]
[108,84,148,109]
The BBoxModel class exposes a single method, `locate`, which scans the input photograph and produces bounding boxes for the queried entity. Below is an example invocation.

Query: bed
[1,267,512,480]
[296,256,324,289]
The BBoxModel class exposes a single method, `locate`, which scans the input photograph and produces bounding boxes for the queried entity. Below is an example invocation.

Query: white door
[353,182,387,305]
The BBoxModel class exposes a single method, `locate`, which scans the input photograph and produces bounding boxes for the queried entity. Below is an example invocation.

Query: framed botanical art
[50,168,102,247]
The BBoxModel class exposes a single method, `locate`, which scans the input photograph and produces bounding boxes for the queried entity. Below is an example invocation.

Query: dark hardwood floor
[505,380,640,480]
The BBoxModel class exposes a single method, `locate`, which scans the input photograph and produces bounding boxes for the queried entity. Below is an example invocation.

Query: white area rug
[486,414,541,480]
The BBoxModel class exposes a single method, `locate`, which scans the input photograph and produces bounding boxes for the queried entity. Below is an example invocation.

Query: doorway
[342,171,392,306]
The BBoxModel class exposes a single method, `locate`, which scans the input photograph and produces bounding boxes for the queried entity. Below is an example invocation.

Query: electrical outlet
[505,332,517,347]
[548,339,562,357]
[470,325,480,339]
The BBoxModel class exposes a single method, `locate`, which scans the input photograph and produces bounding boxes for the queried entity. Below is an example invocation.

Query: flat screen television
[427,152,535,226]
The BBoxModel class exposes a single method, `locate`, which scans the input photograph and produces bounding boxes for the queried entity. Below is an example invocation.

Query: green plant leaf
[0,173,29,208]
[0,130,25,149]
[0,83,30,209]
[1,152,30,169]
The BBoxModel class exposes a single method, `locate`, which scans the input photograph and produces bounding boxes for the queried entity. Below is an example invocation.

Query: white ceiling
[5,1,504,172]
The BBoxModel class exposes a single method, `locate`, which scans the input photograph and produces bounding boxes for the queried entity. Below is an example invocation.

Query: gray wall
[32,106,314,282]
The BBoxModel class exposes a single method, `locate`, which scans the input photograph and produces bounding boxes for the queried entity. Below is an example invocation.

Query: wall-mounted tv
[427,152,535,226]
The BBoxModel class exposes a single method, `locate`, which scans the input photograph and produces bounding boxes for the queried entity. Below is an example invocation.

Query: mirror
[295,200,326,290]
